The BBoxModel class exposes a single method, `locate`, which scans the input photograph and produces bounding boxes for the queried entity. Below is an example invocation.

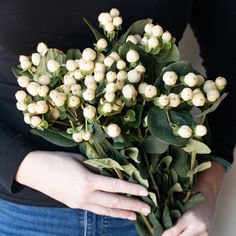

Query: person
[0,1,235,235]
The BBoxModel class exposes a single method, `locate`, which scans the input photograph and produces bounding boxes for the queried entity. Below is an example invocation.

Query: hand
[16,150,151,220]
[162,161,225,236]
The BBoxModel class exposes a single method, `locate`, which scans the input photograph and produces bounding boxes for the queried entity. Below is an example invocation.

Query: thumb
[162,221,186,236]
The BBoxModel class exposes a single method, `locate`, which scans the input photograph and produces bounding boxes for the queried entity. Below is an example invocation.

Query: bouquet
[13,8,228,236]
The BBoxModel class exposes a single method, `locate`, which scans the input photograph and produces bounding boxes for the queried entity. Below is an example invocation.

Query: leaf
[167,183,183,205]
[83,18,107,41]
[157,155,172,173]
[134,216,150,236]
[122,163,148,187]
[148,192,158,207]
[163,205,173,228]
[66,49,82,60]
[148,212,164,236]
[120,147,140,163]
[118,19,152,44]
[189,161,212,175]
[195,93,228,118]
[30,129,78,147]
[183,192,205,212]
[12,67,32,78]
[132,104,143,128]
[183,139,211,154]
[84,158,124,170]
[147,107,192,146]
[139,136,169,154]
[93,122,106,142]
[78,142,100,159]
[155,44,180,63]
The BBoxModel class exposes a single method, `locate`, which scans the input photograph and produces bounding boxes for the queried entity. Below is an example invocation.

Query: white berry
[83,105,96,119]
[47,60,60,73]
[126,50,140,63]
[195,125,207,137]
[107,124,121,138]
[163,71,178,86]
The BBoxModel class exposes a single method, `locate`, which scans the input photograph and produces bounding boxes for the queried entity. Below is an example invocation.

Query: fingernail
[141,207,151,215]
[139,190,148,196]
[128,215,137,221]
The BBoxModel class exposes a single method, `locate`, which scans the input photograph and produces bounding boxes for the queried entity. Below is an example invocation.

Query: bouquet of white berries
[13,8,228,236]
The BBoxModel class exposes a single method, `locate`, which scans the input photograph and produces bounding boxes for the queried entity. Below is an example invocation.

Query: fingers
[93,174,148,196]
[92,191,151,215]
[84,203,137,221]
[162,221,186,236]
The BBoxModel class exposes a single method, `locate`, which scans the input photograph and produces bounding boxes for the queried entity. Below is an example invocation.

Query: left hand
[162,161,225,236]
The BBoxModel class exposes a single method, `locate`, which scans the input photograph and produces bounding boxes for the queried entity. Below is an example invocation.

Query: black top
[0,0,235,207]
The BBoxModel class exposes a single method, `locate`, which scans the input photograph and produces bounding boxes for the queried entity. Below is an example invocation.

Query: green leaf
[163,205,173,229]
[78,142,100,159]
[148,192,158,207]
[148,212,164,236]
[30,129,78,147]
[155,44,180,63]
[83,18,107,41]
[118,19,152,44]
[189,161,211,175]
[12,67,32,78]
[157,155,172,173]
[132,104,143,128]
[139,135,169,154]
[183,192,205,212]
[183,139,211,154]
[120,147,140,163]
[84,158,124,170]
[122,163,148,187]
[147,107,192,146]
[66,49,82,60]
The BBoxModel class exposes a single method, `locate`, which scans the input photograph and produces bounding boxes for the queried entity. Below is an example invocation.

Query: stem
[54,121,71,127]
[166,110,173,127]
[143,153,161,204]
[141,214,154,235]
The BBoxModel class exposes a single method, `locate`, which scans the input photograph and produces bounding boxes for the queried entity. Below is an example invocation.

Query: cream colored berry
[152,25,163,37]
[117,71,127,81]
[27,82,40,96]
[79,59,94,72]
[71,84,82,96]
[16,102,27,111]
[32,53,41,66]
[135,64,146,74]
[195,125,207,137]
[104,56,115,67]
[126,35,139,45]
[97,38,108,50]
[180,88,193,101]
[66,60,78,71]
[110,8,120,17]
[72,132,83,143]
[105,22,115,33]
[168,93,180,107]
[83,105,96,119]
[127,69,141,83]
[144,85,157,98]
[17,76,30,88]
[30,116,42,128]
[27,103,36,114]
[192,92,206,106]
[37,42,48,54]
[113,16,123,27]
[126,50,140,63]
[144,23,154,34]
[116,60,126,70]
[94,71,105,82]
[68,96,80,108]
[82,48,97,61]
[38,85,49,97]
[50,107,60,119]
[106,71,117,82]
[162,31,172,42]
[138,82,148,95]
[178,125,192,138]
[82,89,96,101]
[122,84,137,99]
[163,71,178,86]
[47,60,60,73]
[207,89,220,102]
[24,114,31,124]
[107,124,121,138]
[148,36,159,48]
[82,131,92,141]
[106,82,117,93]
[104,92,116,102]
[184,73,198,87]
[158,94,169,107]
[215,76,227,89]
[116,80,125,90]
[35,100,49,114]
[103,103,113,113]
[203,80,216,93]
[38,75,51,85]
[15,90,27,102]
[21,60,32,71]
[98,12,112,25]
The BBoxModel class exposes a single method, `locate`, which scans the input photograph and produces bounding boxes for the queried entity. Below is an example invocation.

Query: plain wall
[179,25,236,236]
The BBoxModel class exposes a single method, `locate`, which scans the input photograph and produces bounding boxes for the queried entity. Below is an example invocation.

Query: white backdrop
[179,25,236,236]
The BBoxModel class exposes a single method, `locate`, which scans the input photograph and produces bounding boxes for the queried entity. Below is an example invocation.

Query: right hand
[16,150,151,220]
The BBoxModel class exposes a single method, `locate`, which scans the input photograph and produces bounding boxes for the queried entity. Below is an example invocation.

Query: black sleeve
[189,0,236,164]
[0,122,38,193]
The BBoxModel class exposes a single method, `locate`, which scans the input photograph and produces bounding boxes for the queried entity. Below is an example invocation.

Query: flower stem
[141,214,154,235]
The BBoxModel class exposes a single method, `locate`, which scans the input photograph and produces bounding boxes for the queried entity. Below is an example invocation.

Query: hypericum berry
[31,53,41,66]
[82,89,96,101]
[206,89,220,102]
[144,85,157,98]
[107,124,121,138]
[116,79,125,90]
[38,75,51,85]
[103,103,113,113]
[16,102,27,111]
[96,53,105,62]
[127,69,141,83]
[110,8,120,17]
[105,22,115,33]
[144,23,154,34]
[72,132,83,143]
[68,96,80,108]
[50,107,60,119]
[15,90,27,102]
[37,42,48,54]
[148,36,159,49]
[98,12,112,25]
[104,56,115,67]
[215,76,227,90]
[184,73,198,87]
[196,75,205,86]
[109,52,120,61]
[66,60,78,71]
[203,80,216,93]
[47,60,60,73]
[71,84,82,96]
[74,70,83,80]
[104,92,115,102]
[151,25,163,37]
[53,93,67,107]
[96,38,108,50]
[82,48,97,61]
[38,85,49,97]
[84,75,96,86]
[192,92,206,106]
[135,64,146,74]
[116,60,126,70]
[21,60,32,71]
[178,125,192,138]
[83,105,96,119]
[27,82,40,96]
[17,76,30,88]
[138,82,148,95]
[162,31,172,42]
[27,103,36,114]
[113,16,123,27]
[19,55,29,63]
[30,116,42,128]
[168,93,180,107]
[126,50,140,63]
[63,74,76,86]
[82,131,92,141]
[94,62,106,72]
[158,94,169,107]
[106,82,117,93]
[79,59,94,73]
[180,88,193,101]
[24,114,31,124]
[141,36,148,45]
[126,35,139,45]
[122,84,138,99]
[60,84,71,94]
[94,71,105,82]
[163,71,178,86]
[106,71,117,82]
[35,100,49,114]
[195,125,207,137]
[117,71,127,81]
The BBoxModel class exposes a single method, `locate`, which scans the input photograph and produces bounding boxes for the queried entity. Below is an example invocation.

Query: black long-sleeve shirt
[0,0,235,207]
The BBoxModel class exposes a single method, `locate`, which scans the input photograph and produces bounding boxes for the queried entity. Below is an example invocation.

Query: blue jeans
[0,199,138,236]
